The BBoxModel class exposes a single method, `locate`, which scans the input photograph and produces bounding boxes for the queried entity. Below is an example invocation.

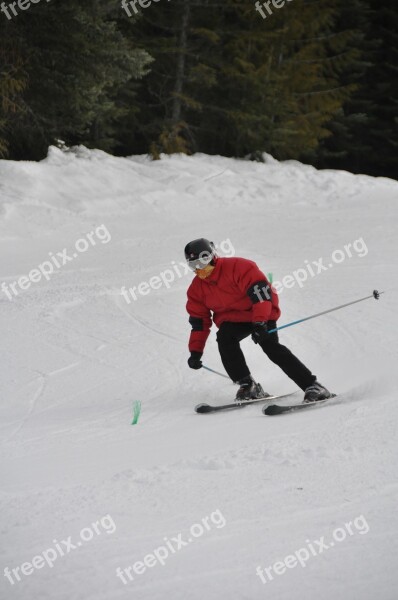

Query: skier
[185,238,333,403]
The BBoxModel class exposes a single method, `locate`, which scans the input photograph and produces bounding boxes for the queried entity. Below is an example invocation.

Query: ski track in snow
[4,372,47,443]
[0,148,397,600]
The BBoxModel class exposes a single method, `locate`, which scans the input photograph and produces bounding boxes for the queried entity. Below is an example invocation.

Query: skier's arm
[186,287,212,354]
[234,259,274,322]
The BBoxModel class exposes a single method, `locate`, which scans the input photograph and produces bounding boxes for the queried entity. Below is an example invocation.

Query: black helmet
[184,238,217,271]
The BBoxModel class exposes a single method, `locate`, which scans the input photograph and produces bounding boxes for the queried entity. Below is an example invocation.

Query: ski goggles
[186,252,215,271]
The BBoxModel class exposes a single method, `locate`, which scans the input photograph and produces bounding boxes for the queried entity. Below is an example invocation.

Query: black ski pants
[216,321,316,391]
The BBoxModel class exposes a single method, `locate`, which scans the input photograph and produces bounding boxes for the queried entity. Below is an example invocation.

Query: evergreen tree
[1,0,396,177]
[315,0,376,172]
[360,0,398,178]
[317,0,398,178]
[0,21,27,157]
[6,0,151,160]
[120,0,203,155]
[206,0,361,158]
[130,0,362,159]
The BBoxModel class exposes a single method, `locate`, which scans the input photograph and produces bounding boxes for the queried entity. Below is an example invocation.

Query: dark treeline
[0,0,397,178]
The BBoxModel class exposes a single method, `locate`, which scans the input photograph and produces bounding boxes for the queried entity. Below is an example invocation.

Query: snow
[0,147,397,599]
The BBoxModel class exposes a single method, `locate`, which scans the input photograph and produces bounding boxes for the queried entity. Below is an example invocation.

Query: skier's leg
[259,321,316,391]
[216,322,252,382]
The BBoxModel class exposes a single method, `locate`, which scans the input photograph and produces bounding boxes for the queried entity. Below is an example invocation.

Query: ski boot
[303,381,333,403]
[235,375,265,403]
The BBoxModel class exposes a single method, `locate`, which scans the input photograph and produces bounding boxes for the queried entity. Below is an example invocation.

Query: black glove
[188,351,203,370]
[251,321,269,344]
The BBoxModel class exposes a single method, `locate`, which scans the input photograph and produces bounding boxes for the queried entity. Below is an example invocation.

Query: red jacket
[186,257,281,353]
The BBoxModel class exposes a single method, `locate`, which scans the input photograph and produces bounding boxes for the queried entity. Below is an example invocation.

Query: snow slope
[0,147,397,600]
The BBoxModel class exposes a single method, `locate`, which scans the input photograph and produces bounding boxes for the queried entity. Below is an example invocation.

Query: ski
[195,391,299,414]
[263,394,337,416]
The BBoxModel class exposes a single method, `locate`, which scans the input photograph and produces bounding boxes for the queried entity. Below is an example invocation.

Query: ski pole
[268,289,384,335]
[202,290,384,379]
[202,365,230,379]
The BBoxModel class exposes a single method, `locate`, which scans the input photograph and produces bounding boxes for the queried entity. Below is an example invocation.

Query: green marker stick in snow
[267,272,273,284]
[131,400,141,425]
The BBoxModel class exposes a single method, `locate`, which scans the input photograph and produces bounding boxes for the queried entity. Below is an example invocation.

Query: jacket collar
[199,257,223,283]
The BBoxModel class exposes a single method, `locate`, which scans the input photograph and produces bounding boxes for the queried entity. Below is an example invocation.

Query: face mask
[196,264,215,279]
